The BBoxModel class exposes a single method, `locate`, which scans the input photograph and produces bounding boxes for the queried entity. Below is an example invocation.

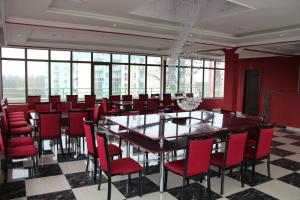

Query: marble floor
[0,127,300,200]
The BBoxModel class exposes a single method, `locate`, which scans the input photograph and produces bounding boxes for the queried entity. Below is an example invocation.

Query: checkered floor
[1,127,300,200]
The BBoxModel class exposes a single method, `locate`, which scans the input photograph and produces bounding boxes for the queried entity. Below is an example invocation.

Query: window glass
[93,53,110,62]
[179,67,191,93]
[203,69,214,98]
[130,65,145,97]
[112,65,128,95]
[130,55,145,64]
[112,54,128,63]
[204,60,215,68]
[192,68,203,97]
[147,66,161,94]
[94,65,110,98]
[50,62,70,98]
[193,59,203,67]
[73,52,91,61]
[2,60,26,102]
[27,61,49,100]
[166,58,178,66]
[147,56,161,65]
[180,59,191,67]
[215,70,225,97]
[73,63,91,99]
[27,49,48,60]
[216,61,225,69]
[166,67,178,95]
[51,50,70,61]
[2,48,25,59]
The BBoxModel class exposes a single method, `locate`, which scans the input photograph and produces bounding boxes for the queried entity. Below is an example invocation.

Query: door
[243,69,260,115]
[93,64,110,99]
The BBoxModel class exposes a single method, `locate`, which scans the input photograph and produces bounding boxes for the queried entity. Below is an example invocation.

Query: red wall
[236,56,300,114]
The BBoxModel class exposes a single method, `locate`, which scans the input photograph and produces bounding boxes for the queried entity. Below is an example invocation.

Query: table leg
[159,139,164,193]
[126,141,130,157]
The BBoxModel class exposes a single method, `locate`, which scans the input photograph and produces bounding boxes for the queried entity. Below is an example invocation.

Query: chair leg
[240,163,244,187]
[67,136,70,154]
[35,154,39,171]
[221,168,225,195]
[139,171,143,197]
[181,177,186,200]
[94,157,97,182]
[267,155,271,178]
[38,138,42,158]
[164,169,168,191]
[86,154,90,172]
[251,159,256,183]
[187,178,190,187]
[59,137,64,155]
[4,158,8,183]
[98,167,102,190]
[107,177,112,200]
[207,172,211,193]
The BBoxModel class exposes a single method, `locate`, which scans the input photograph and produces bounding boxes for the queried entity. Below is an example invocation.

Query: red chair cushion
[108,109,119,115]
[110,157,141,175]
[27,109,35,114]
[9,117,26,122]
[8,137,34,147]
[11,125,33,135]
[210,152,225,167]
[165,159,185,176]
[9,114,25,119]
[7,145,38,158]
[10,121,28,128]
[9,112,24,116]
[108,144,122,156]
[65,128,85,137]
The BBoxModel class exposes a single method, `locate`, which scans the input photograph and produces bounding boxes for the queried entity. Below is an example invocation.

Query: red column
[223,48,239,111]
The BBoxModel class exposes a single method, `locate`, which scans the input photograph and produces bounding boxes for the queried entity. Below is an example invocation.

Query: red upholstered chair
[133,99,145,114]
[2,107,27,128]
[83,120,122,182]
[0,127,38,183]
[164,136,214,199]
[27,95,41,113]
[65,110,89,154]
[122,95,133,110]
[85,95,96,109]
[66,95,78,109]
[38,112,64,157]
[139,94,148,101]
[110,95,120,102]
[56,102,72,112]
[102,98,119,115]
[35,102,51,113]
[186,93,193,98]
[175,93,183,97]
[146,98,160,114]
[93,104,101,127]
[96,132,142,200]
[211,130,248,195]
[244,124,274,182]
[49,95,61,110]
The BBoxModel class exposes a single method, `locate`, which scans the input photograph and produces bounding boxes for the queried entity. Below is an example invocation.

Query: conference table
[103,110,263,192]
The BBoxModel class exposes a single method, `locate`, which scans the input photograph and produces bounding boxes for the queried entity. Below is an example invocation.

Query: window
[50,62,70,98]
[94,65,110,98]
[73,52,91,61]
[112,54,128,63]
[112,65,128,95]
[130,65,145,97]
[166,67,178,95]
[179,67,191,93]
[27,61,49,100]
[2,48,25,59]
[192,68,203,97]
[93,53,110,62]
[147,66,161,94]
[27,49,48,60]
[203,69,214,98]
[215,70,225,97]
[72,63,91,99]
[130,55,145,64]
[51,50,70,61]
[148,56,161,65]
[2,60,26,102]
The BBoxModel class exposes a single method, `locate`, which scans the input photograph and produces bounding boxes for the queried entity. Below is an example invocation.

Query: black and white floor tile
[0,127,300,200]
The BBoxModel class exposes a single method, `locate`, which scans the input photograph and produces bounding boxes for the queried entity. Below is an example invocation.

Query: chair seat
[108,109,119,115]
[9,117,26,122]
[110,157,141,175]
[108,144,122,156]
[9,112,24,116]
[165,159,185,176]
[7,145,38,158]
[211,152,225,167]
[8,137,34,147]
[11,125,33,135]
[9,114,25,118]
[10,121,28,128]
[65,129,85,137]
[27,109,35,114]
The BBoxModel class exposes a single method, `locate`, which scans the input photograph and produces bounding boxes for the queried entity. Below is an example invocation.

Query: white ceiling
[1,0,300,59]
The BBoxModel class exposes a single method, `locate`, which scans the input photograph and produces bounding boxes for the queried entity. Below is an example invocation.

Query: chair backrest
[139,94,148,101]
[186,93,193,98]
[83,119,96,155]
[39,112,61,139]
[69,110,89,136]
[163,93,172,105]
[28,96,41,110]
[224,130,248,167]
[147,99,160,110]
[255,125,274,159]
[110,95,120,102]
[175,93,183,97]
[185,136,214,177]
[122,95,132,101]
[1,107,10,133]
[101,98,109,114]
[0,128,6,155]
[35,102,51,113]
[151,94,160,99]
[66,95,78,108]
[93,104,101,125]
[49,95,61,109]
[85,95,95,109]
[96,132,110,173]
[56,102,72,112]
[133,99,145,113]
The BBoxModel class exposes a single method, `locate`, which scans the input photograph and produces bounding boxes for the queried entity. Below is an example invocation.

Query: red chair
[93,104,101,127]
[49,95,61,110]
[164,136,214,199]
[0,126,38,183]
[66,95,78,109]
[85,95,96,109]
[65,110,89,154]
[146,99,160,114]
[139,94,148,101]
[96,132,142,200]
[35,102,51,113]
[122,95,132,101]
[102,98,119,115]
[83,120,122,182]
[110,95,120,102]
[211,130,248,195]
[244,124,274,182]
[38,112,64,157]
[3,98,25,117]
[56,102,72,112]
[27,95,41,113]
[175,93,183,97]
[186,93,193,98]
[133,99,146,114]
